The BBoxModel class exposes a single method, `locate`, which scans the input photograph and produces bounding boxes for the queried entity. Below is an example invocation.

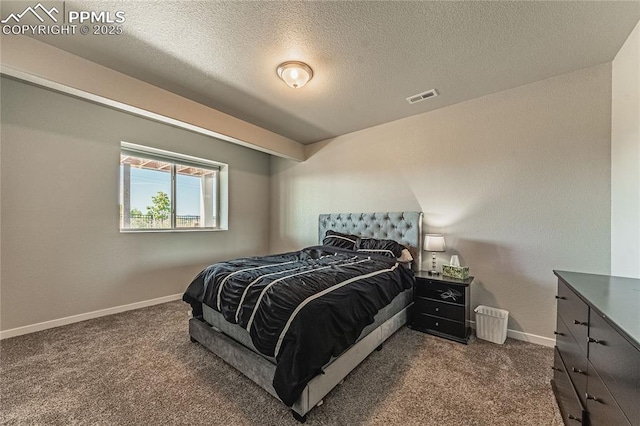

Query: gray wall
[612,20,640,279]
[0,77,271,331]
[270,64,612,339]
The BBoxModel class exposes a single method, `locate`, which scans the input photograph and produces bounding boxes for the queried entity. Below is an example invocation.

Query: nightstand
[411,271,474,344]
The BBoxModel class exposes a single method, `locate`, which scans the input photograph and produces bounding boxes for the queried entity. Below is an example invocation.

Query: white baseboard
[2,296,557,348]
[470,322,555,347]
[0,293,183,340]
[505,328,555,347]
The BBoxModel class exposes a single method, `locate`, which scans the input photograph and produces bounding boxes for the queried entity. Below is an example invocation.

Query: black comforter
[183,246,414,406]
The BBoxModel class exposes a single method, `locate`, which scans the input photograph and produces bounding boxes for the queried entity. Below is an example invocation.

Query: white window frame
[119,142,229,232]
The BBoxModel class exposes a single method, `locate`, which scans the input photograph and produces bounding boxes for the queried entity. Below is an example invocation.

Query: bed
[183,211,423,422]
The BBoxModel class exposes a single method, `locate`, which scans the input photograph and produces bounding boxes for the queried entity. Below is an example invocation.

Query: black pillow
[356,237,406,258]
[322,230,360,251]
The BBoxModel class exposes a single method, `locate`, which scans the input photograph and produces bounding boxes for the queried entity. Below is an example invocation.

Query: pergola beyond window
[119,143,227,231]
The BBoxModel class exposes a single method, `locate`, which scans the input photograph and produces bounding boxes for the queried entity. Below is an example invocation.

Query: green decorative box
[442,265,470,279]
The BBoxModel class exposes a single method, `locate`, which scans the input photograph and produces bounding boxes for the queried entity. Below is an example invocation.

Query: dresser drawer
[557,280,589,355]
[553,347,586,425]
[588,313,640,426]
[415,280,465,305]
[413,313,466,339]
[415,298,464,322]
[556,315,588,406]
[586,361,631,426]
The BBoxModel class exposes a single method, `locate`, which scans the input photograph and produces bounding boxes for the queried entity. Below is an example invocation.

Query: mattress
[202,287,414,365]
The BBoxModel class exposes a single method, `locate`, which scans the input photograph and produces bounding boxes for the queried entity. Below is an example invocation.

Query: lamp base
[429,252,440,277]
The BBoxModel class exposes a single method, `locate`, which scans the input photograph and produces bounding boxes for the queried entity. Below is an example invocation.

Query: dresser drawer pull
[573,320,588,326]
[553,331,564,336]
[571,367,586,375]
[434,307,439,312]
[555,295,566,299]
[551,366,563,372]
[568,414,582,422]
[588,337,604,345]
[585,394,601,403]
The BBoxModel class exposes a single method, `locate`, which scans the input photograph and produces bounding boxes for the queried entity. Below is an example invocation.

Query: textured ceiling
[11,1,640,144]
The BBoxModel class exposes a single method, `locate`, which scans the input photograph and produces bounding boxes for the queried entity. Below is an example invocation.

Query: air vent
[406,89,438,104]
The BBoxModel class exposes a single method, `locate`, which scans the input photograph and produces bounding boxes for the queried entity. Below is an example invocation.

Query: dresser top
[554,270,640,349]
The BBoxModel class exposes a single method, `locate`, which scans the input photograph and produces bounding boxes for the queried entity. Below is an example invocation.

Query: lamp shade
[424,235,446,252]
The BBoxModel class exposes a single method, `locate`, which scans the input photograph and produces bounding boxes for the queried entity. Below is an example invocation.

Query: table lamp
[424,234,446,275]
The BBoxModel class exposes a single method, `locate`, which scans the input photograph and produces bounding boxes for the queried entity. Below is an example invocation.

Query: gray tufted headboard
[318,212,423,271]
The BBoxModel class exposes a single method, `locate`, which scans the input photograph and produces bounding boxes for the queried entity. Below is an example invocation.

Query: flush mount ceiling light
[276,61,313,89]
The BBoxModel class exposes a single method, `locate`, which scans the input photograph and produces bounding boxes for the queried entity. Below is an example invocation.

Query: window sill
[119,228,227,233]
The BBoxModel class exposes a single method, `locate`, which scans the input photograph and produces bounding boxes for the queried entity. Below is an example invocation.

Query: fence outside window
[120,214,213,229]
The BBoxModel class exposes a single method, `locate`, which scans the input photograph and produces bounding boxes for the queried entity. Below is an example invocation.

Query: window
[119,142,228,231]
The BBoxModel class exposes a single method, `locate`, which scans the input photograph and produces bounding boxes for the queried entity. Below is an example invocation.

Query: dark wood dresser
[552,271,639,426]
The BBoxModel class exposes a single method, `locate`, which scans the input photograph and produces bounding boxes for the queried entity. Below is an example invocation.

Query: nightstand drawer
[413,313,466,339]
[415,298,464,322]
[415,280,465,305]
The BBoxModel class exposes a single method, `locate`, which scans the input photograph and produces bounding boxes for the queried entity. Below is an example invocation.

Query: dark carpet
[0,301,562,425]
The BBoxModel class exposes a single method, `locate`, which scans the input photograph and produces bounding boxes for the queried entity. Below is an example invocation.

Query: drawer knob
[435,322,439,326]
[585,394,601,403]
[435,307,439,312]
[588,337,603,345]
[553,331,564,336]
[568,414,582,422]
[551,366,562,372]
[555,295,566,300]
[571,367,586,375]
[573,320,587,326]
